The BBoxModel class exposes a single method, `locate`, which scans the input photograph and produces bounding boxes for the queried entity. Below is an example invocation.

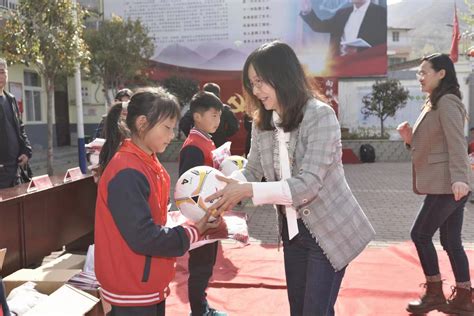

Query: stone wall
[158,139,411,163]
[342,140,411,162]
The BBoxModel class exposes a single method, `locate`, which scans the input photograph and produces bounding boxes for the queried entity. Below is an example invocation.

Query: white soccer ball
[174,166,226,222]
[219,155,248,176]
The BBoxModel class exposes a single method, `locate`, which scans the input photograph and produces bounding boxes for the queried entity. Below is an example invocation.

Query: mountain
[388,0,470,59]
[194,42,228,60]
[155,44,206,68]
[200,48,248,70]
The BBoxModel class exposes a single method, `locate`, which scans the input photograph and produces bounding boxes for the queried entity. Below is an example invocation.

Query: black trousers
[107,301,165,316]
[188,241,219,315]
[0,164,18,189]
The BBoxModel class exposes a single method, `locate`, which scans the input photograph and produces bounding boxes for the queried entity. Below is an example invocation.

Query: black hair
[189,91,223,115]
[422,53,462,109]
[203,82,221,98]
[242,41,313,132]
[114,88,133,101]
[100,87,181,171]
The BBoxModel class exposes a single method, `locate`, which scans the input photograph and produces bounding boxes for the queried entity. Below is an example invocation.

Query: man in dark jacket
[179,82,239,148]
[300,0,386,57]
[0,58,33,189]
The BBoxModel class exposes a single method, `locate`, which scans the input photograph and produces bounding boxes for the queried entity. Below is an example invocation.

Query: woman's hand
[397,121,412,145]
[300,0,312,14]
[452,182,470,201]
[205,175,253,215]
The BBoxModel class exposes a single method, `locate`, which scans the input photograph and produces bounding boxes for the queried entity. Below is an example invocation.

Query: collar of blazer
[259,106,305,181]
[412,103,432,135]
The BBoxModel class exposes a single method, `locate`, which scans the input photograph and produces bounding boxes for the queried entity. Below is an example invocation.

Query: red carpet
[166,242,474,315]
[342,148,361,164]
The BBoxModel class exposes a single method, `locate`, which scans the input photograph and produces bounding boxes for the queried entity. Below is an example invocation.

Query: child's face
[143,116,177,154]
[193,108,221,134]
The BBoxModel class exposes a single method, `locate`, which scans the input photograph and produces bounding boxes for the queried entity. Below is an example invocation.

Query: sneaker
[206,308,227,316]
[189,308,228,316]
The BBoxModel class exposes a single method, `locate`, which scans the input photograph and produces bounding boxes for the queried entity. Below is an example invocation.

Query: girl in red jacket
[95,87,223,316]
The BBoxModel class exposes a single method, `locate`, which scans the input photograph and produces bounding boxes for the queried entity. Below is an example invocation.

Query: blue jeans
[282,218,346,316]
[411,194,471,282]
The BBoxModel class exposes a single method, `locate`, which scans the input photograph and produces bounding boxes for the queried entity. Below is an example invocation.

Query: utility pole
[73,0,87,174]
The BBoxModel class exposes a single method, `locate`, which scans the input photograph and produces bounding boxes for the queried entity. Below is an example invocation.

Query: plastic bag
[211,141,232,170]
[83,244,95,275]
[7,282,47,315]
[167,210,249,250]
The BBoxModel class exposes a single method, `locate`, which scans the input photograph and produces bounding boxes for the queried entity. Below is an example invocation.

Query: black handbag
[18,163,33,183]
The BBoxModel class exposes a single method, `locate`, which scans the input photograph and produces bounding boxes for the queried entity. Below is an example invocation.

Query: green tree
[84,15,154,105]
[161,75,199,107]
[0,0,90,175]
[361,79,410,137]
[462,0,474,54]
[462,0,474,26]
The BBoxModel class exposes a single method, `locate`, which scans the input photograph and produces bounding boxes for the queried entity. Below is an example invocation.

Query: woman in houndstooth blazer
[207,41,375,316]
[398,53,473,314]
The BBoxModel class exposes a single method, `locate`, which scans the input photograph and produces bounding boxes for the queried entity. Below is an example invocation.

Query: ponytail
[99,102,130,172]
[99,87,181,173]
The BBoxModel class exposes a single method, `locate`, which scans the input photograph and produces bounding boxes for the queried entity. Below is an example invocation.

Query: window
[0,0,16,10]
[392,31,400,42]
[388,57,407,66]
[24,71,42,122]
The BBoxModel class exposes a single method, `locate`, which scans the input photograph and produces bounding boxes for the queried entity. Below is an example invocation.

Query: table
[0,175,96,276]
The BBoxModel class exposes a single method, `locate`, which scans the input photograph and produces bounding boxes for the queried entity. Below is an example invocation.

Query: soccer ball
[219,155,248,176]
[174,166,226,222]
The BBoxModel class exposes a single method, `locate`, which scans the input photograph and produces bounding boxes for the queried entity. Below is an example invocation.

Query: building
[387,26,412,66]
[0,0,106,149]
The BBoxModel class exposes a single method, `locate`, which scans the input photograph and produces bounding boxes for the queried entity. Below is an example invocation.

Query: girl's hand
[452,182,470,201]
[194,210,222,235]
[205,175,253,215]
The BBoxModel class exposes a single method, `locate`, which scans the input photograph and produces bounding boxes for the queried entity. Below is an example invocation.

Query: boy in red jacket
[179,91,226,316]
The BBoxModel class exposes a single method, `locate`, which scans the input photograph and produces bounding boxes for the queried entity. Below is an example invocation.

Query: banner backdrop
[105,0,387,77]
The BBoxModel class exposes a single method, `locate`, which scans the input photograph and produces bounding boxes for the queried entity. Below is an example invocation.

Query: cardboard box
[35,254,86,272]
[0,249,5,272]
[81,288,106,316]
[24,284,99,316]
[3,269,81,296]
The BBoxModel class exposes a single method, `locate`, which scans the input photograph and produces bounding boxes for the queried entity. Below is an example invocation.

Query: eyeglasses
[416,70,432,80]
[249,78,265,90]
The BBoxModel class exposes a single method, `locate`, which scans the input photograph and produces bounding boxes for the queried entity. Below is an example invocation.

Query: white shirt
[231,112,293,206]
[341,0,371,43]
[233,170,293,206]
